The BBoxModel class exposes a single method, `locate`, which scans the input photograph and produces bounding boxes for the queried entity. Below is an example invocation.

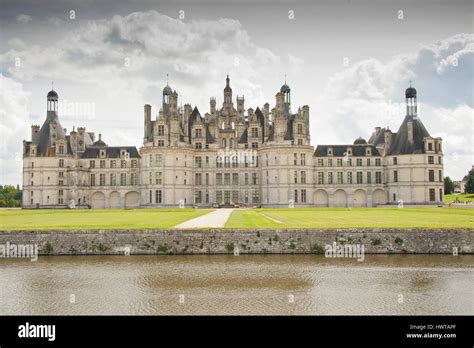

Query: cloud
[315,33,474,179]
[16,14,32,24]
[0,10,285,106]
[0,75,31,185]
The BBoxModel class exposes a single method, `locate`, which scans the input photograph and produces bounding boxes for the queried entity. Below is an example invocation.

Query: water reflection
[0,255,472,315]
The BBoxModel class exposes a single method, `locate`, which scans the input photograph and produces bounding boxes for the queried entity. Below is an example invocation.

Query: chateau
[22,77,444,209]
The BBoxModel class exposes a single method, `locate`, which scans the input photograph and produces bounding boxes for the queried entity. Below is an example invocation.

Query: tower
[223,75,233,107]
[47,89,58,113]
[280,79,291,113]
[405,81,417,117]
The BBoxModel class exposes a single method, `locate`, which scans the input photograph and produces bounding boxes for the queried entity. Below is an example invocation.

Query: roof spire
[51,81,54,91]
[409,80,412,87]
[284,74,287,84]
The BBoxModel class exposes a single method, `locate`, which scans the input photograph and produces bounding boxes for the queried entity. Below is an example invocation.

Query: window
[110,173,116,186]
[58,145,64,154]
[232,156,238,168]
[120,173,126,186]
[428,143,433,151]
[252,142,258,149]
[222,138,227,148]
[158,140,164,147]
[195,142,202,149]
[429,170,435,182]
[131,173,137,185]
[356,158,362,166]
[294,171,298,184]
[337,172,343,184]
[318,172,324,184]
[195,128,202,138]
[439,170,442,182]
[224,156,230,168]
[205,173,209,186]
[111,160,116,168]
[439,188,443,202]
[245,173,249,185]
[375,171,382,184]
[367,172,371,184]
[99,160,105,169]
[194,173,202,186]
[328,159,333,166]
[59,172,63,178]
[429,188,435,201]
[298,139,303,145]
[375,158,381,166]
[347,172,353,184]
[294,189,298,203]
[294,153,297,165]
[232,191,239,203]
[232,173,239,185]
[300,154,306,165]
[301,189,306,203]
[224,173,231,185]
[121,160,126,168]
[195,156,202,168]
[195,191,202,204]
[367,158,371,166]
[158,125,165,136]
[428,156,434,164]
[59,159,64,168]
[328,172,333,184]
[156,190,162,204]
[393,157,398,165]
[297,124,303,134]
[393,170,398,182]
[356,171,363,184]
[337,158,343,167]
[216,156,222,168]
[317,159,324,167]
[252,173,258,185]
[206,191,209,204]
[156,154,163,166]
[251,128,258,138]
[438,156,442,164]
[216,191,223,204]
[90,174,95,186]
[99,173,105,186]
[216,173,223,185]
[252,190,259,203]
[58,180,63,186]
[301,171,306,184]
[156,172,162,185]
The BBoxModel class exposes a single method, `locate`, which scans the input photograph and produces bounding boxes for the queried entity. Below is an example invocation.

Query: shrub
[157,244,168,253]
[45,241,53,254]
[372,239,381,246]
[289,241,296,250]
[395,237,403,245]
[226,242,235,252]
[312,243,324,254]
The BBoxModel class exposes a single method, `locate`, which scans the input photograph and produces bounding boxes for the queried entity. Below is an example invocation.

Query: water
[0,255,472,315]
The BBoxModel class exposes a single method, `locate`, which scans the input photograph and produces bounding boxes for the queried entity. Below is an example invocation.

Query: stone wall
[0,228,472,255]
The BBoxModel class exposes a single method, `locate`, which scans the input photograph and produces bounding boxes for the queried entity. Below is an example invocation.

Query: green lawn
[0,208,212,230]
[444,194,474,203]
[225,208,474,229]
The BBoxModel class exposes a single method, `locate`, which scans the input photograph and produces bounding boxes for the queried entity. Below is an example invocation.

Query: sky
[1,0,473,185]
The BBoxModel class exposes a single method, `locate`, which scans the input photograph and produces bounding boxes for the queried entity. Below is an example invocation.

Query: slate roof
[314,144,381,157]
[387,115,431,155]
[81,146,140,159]
[36,112,67,156]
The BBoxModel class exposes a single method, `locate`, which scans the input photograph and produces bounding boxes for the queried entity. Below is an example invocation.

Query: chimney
[144,104,151,140]
[31,125,40,143]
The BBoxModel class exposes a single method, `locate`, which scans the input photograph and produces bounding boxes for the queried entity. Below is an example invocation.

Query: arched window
[229,138,234,149]
[222,138,227,148]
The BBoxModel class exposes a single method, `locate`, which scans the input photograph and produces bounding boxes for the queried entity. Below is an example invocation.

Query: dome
[354,136,367,145]
[163,84,172,94]
[92,134,107,147]
[405,86,417,98]
[280,84,290,93]
[47,90,58,98]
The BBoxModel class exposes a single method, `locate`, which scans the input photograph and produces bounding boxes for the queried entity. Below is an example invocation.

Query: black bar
[0,315,472,347]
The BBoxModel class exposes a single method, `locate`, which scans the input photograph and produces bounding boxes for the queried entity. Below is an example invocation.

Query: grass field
[444,193,474,203]
[224,208,474,229]
[0,208,212,230]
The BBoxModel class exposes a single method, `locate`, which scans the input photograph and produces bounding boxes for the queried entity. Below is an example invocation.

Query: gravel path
[174,208,234,228]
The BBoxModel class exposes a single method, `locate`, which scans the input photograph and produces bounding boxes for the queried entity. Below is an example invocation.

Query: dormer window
[428,142,433,151]
[366,147,371,156]
[328,147,333,156]
[100,149,106,158]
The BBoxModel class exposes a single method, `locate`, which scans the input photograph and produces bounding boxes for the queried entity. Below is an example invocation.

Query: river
[0,255,472,315]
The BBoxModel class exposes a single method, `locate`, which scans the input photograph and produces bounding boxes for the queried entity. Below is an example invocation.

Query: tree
[465,169,474,194]
[444,176,454,194]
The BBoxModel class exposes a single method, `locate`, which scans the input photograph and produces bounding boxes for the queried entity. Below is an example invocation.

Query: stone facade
[22,78,443,208]
[0,229,471,255]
